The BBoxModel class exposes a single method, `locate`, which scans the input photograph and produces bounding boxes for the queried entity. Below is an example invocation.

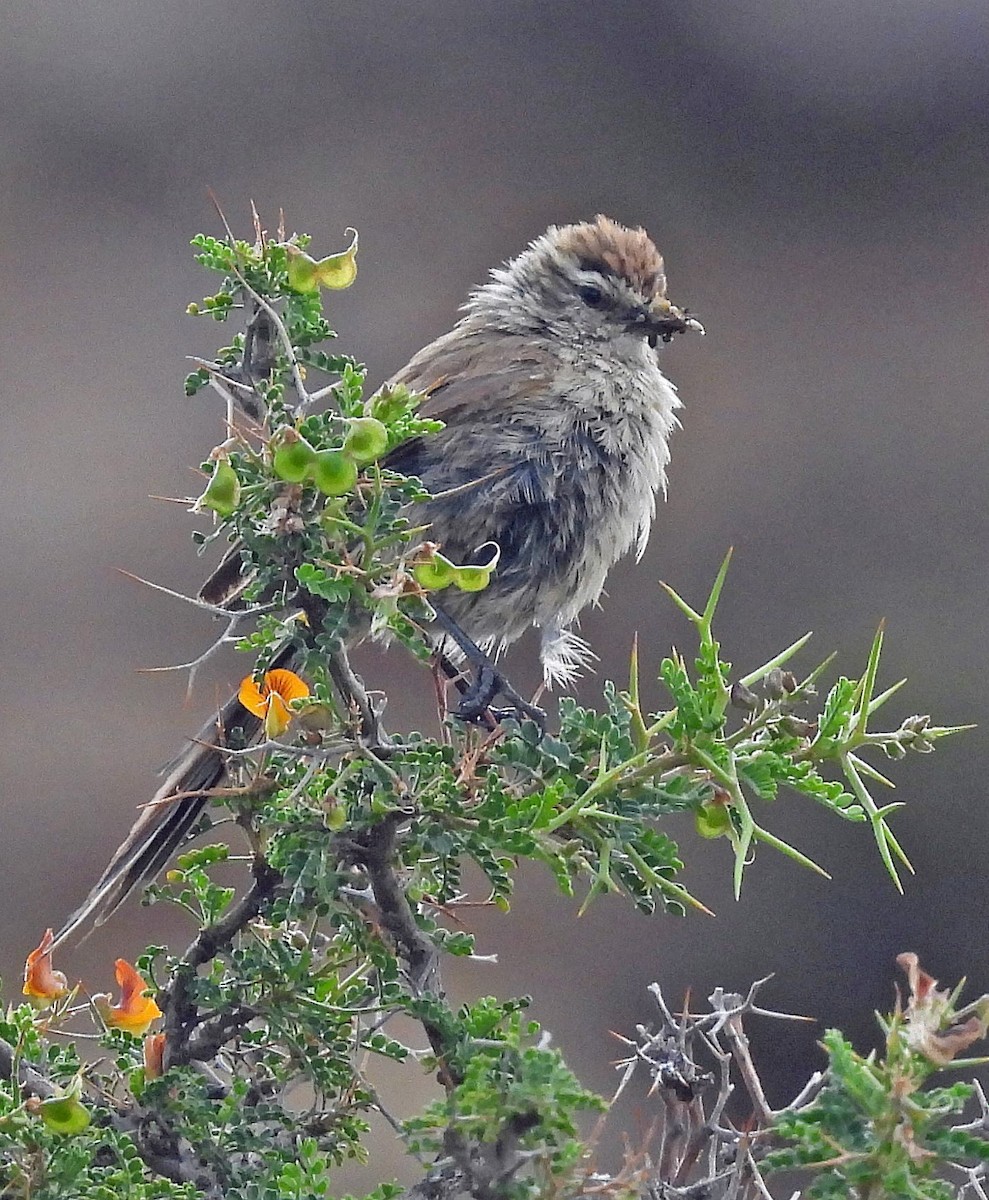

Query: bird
[53,214,702,947]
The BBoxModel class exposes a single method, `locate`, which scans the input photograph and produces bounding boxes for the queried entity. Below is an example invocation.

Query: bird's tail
[52,645,299,949]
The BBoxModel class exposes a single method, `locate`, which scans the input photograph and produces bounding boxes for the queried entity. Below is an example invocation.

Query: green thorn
[928,723,978,738]
[625,844,714,917]
[627,633,649,752]
[751,824,832,880]
[866,677,907,716]
[800,650,837,690]
[739,631,814,688]
[659,581,702,625]
[700,546,734,634]
[853,620,886,740]
[730,791,755,900]
[880,822,914,873]
[848,752,896,790]
[843,752,904,892]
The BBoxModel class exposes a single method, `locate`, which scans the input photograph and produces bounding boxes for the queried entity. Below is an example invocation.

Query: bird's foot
[454,661,546,729]
[431,605,546,731]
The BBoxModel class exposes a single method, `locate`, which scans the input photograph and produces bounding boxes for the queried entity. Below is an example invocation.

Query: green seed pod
[453,565,492,592]
[39,1092,91,1136]
[343,416,389,466]
[695,802,732,840]
[272,430,318,483]
[312,449,359,497]
[199,458,240,517]
[285,246,320,294]
[452,542,500,592]
[413,556,457,591]
[370,383,412,424]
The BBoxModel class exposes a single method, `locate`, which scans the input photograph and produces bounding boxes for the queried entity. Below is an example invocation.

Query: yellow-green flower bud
[451,543,500,593]
[272,429,318,483]
[39,1082,90,1135]
[312,449,358,497]
[285,229,359,293]
[413,555,457,591]
[453,565,492,592]
[319,497,348,531]
[285,247,319,294]
[199,458,240,517]
[324,803,347,831]
[370,383,413,424]
[694,802,732,840]
[343,416,389,466]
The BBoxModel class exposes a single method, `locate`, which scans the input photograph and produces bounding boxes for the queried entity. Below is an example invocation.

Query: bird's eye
[577,283,605,308]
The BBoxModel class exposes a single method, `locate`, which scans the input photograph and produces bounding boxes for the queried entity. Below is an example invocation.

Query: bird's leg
[430,606,546,729]
[433,651,499,734]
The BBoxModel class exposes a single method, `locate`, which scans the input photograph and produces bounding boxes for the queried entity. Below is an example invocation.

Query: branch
[162,858,281,1069]
[0,1035,58,1101]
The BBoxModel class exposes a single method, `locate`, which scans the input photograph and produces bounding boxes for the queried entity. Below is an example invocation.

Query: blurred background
[1,0,987,1187]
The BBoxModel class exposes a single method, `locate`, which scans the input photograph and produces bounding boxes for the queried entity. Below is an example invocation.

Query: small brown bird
[54,215,702,946]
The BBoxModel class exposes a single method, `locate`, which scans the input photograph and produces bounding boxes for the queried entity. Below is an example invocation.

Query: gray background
[1,0,987,1183]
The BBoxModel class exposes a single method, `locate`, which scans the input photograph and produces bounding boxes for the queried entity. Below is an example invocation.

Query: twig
[162,858,281,1069]
[723,1011,772,1126]
[117,567,277,619]
[137,607,261,697]
[184,1004,258,1063]
[233,273,313,412]
[0,1035,58,1100]
[328,645,395,752]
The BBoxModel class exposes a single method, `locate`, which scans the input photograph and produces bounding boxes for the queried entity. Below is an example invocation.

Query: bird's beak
[641,295,705,346]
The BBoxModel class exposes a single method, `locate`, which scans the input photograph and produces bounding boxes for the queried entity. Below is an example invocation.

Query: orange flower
[23,929,69,1006]
[143,1032,167,1079]
[93,959,162,1036]
[239,668,310,738]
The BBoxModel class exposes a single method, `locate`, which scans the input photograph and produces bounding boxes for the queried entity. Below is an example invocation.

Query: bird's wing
[383,327,557,487]
[200,330,554,607]
[388,325,557,420]
[57,331,555,943]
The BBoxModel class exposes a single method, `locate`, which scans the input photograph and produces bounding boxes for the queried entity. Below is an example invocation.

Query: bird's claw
[453,662,546,731]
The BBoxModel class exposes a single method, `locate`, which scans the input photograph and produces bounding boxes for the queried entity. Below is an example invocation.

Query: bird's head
[468,214,703,347]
